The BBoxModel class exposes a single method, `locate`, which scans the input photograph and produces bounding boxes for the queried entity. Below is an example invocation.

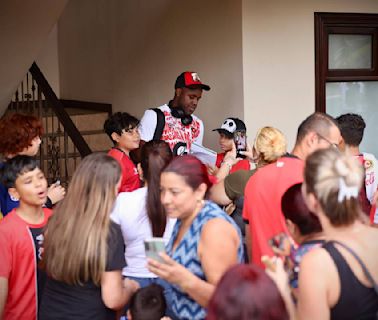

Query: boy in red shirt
[104,112,141,192]
[0,156,52,320]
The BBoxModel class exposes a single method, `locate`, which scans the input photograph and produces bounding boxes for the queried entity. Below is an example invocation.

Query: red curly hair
[0,113,43,156]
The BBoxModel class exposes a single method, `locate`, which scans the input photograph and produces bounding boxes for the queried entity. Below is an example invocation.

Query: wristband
[223,161,232,171]
[45,196,53,209]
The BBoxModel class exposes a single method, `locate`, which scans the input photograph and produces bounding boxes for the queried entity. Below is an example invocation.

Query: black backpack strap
[151,108,165,141]
[329,240,378,295]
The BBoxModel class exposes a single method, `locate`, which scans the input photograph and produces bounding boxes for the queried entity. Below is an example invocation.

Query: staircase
[5,63,112,186]
[37,108,112,185]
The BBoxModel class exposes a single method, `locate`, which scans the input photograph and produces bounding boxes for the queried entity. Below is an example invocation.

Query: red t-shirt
[108,148,141,193]
[242,156,304,267]
[215,153,250,173]
[370,204,377,224]
[0,208,52,320]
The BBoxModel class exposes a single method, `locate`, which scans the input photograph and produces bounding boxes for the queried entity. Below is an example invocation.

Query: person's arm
[297,249,331,320]
[101,271,139,310]
[139,109,157,143]
[195,218,240,305]
[208,179,232,206]
[215,144,239,181]
[148,218,240,308]
[101,221,139,310]
[0,278,8,319]
[46,183,66,206]
[264,258,296,320]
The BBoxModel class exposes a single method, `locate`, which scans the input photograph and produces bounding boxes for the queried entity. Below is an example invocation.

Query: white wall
[242,0,378,150]
[0,0,68,115]
[58,0,244,150]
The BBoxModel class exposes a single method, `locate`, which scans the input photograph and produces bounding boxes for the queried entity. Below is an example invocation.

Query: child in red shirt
[0,156,52,320]
[104,112,141,192]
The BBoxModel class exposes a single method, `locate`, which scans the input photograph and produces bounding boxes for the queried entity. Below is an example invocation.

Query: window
[315,13,378,156]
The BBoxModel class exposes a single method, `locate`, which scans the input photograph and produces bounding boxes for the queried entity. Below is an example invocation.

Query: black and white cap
[212,117,246,137]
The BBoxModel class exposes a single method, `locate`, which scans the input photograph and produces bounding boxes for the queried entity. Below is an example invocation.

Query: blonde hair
[304,148,363,226]
[254,127,287,167]
[42,153,121,285]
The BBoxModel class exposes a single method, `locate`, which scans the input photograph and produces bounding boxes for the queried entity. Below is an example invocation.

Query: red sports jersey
[0,208,52,320]
[243,156,304,267]
[215,153,250,173]
[108,148,141,193]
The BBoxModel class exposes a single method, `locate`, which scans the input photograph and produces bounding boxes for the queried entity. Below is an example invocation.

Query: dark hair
[1,155,39,188]
[207,264,289,320]
[336,113,366,146]
[162,155,213,196]
[281,183,322,235]
[296,112,338,144]
[141,141,173,237]
[103,112,140,144]
[129,284,166,320]
[0,113,43,155]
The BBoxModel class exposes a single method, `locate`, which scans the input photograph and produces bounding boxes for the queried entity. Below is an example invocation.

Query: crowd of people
[0,71,377,320]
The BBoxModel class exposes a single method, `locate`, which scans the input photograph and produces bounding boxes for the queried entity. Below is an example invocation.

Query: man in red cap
[139,71,210,156]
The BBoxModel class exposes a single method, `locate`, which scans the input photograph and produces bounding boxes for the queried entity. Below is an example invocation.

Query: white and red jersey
[360,152,378,224]
[139,104,204,155]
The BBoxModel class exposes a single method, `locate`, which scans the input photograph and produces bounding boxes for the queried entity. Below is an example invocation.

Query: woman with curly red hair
[0,113,65,216]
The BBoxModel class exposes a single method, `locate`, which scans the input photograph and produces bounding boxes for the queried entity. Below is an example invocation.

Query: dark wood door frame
[315,13,378,112]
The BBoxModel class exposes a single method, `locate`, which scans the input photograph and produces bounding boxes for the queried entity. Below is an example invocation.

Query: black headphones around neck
[168,102,193,126]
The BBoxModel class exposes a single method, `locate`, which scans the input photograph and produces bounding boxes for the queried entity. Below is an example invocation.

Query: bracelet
[44,196,53,209]
[222,161,232,171]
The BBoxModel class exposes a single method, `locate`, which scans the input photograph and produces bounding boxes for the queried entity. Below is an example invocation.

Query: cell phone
[144,238,166,263]
[234,131,247,158]
[268,233,289,252]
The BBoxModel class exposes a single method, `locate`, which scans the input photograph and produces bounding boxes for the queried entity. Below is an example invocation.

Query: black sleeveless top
[323,242,378,320]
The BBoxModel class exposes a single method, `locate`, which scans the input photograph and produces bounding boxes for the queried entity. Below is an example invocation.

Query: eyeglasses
[316,133,339,149]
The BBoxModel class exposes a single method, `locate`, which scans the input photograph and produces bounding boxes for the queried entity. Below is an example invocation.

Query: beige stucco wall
[56,0,378,150]
[242,0,378,150]
[58,0,113,104]
[58,0,244,150]
[0,0,68,115]
[36,25,61,97]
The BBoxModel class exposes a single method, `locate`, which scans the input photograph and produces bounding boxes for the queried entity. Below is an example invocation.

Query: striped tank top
[166,200,244,320]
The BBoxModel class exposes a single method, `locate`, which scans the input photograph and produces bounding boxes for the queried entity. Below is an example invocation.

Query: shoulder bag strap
[151,108,165,141]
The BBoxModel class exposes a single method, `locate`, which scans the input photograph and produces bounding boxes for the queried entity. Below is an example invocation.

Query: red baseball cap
[175,72,210,91]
